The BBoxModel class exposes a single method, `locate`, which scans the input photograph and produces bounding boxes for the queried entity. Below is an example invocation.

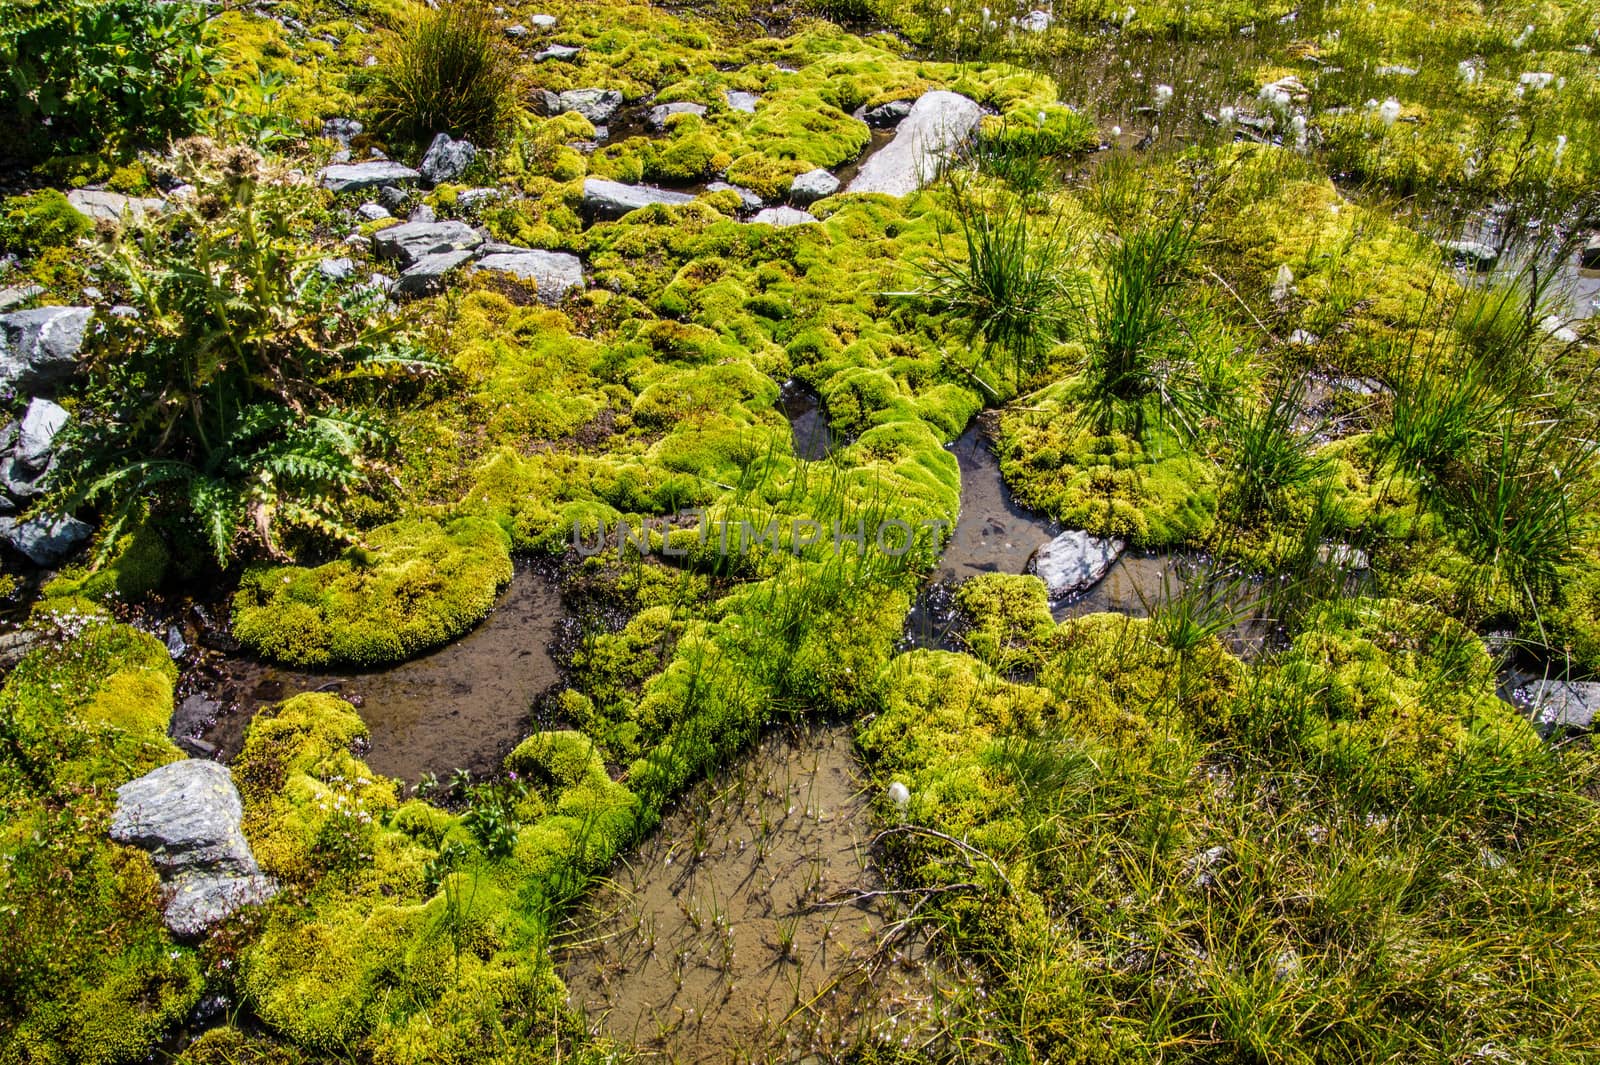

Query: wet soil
[559,726,971,1064]
[184,562,564,784]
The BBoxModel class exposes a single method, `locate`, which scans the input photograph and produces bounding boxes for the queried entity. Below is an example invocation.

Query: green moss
[997,401,1218,547]
[42,521,169,603]
[0,189,92,254]
[231,517,514,668]
[0,623,194,1065]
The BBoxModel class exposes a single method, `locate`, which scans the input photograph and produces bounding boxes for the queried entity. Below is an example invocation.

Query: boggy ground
[4,0,1600,1063]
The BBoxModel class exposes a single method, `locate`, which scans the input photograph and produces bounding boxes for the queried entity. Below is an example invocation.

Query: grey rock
[408,204,437,224]
[0,285,43,312]
[0,306,94,393]
[392,248,476,297]
[789,167,840,205]
[318,257,356,281]
[529,13,557,28]
[847,90,983,197]
[379,185,411,211]
[1527,679,1600,733]
[165,625,188,660]
[419,132,478,186]
[317,160,423,194]
[356,202,391,221]
[329,149,352,164]
[1030,530,1125,599]
[863,99,914,128]
[1287,328,1319,345]
[582,178,695,219]
[456,187,503,209]
[647,101,707,130]
[110,760,276,938]
[321,117,363,145]
[535,43,581,62]
[471,249,585,304]
[707,181,764,210]
[1443,238,1498,269]
[504,23,528,37]
[1581,234,1600,270]
[2,512,92,565]
[15,397,68,469]
[65,189,165,225]
[372,220,482,267]
[0,628,42,672]
[749,206,819,227]
[1016,9,1053,31]
[725,90,760,113]
[544,88,623,124]
[109,305,139,319]
[1375,64,1418,76]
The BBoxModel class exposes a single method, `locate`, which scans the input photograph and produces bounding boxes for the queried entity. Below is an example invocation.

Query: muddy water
[188,563,563,784]
[934,418,1058,583]
[778,380,833,460]
[559,726,968,1064]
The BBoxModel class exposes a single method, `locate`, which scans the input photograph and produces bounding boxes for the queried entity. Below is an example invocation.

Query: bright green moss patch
[997,400,1219,547]
[0,623,195,1065]
[231,517,514,668]
[0,188,92,254]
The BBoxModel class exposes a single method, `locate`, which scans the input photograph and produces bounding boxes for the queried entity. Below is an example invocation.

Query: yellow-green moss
[231,517,514,668]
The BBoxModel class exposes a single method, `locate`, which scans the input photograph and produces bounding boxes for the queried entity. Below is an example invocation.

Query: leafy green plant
[914,183,1080,393]
[370,0,517,147]
[0,0,212,162]
[463,781,523,858]
[51,158,442,567]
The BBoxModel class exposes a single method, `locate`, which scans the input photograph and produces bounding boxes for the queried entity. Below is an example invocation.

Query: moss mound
[231,517,515,668]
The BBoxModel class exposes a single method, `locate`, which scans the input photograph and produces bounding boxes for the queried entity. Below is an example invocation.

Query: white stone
[846,90,984,198]
[1031,530,1124,599]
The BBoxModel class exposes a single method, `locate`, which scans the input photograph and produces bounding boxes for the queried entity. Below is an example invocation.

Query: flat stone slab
[846,90,983,198]
[392,248,476,297]
[317,160,423,193]
[1031,530,1125,599]
[725,90,760,113]
[111,759,276,938]
[544,88,623,124]
[372,220,483,267]
[582,178,696,219]
[472,249,585,304]
[1527,680,1600,733]
[66,189,166,224]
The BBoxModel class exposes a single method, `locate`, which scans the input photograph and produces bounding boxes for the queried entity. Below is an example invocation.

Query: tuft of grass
[913,182,1081,394]
[1219,373,1331,521]
[370,1,516,147]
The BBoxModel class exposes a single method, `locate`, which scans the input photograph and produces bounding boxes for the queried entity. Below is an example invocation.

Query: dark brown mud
[184,562,564,784]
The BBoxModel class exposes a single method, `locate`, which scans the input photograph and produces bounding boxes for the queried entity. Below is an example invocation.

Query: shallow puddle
[184,562,564,784]
[778,380,833,460]
[935,418,1059,583]
[559,726,967,1064]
